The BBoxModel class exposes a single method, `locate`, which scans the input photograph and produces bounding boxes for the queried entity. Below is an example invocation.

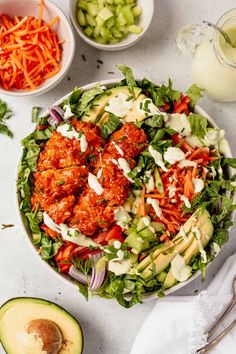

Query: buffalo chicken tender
[69,123,147,235]
[37,120,104,171]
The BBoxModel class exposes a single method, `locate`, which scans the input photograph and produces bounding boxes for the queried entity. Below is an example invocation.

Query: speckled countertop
[0,1,236,353]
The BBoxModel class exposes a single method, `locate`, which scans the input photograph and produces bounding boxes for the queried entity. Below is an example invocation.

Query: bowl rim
[0,0,76,97]
[68,0,155,51]
[15,78,236,302]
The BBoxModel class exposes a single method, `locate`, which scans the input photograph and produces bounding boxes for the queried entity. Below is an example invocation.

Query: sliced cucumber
[154,168,164,194]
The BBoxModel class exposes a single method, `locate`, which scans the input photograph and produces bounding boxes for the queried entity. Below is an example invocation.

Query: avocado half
[0,297,83,354]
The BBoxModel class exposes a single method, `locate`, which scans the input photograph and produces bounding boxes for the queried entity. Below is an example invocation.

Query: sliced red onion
[47,106,64,127]
[69,265,90,285]
[90,252,106,291]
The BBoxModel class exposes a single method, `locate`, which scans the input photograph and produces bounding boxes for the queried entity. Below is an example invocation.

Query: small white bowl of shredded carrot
[0,0,75,96]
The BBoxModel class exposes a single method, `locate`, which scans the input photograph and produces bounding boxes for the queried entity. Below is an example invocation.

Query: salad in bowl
[17,65,236,307]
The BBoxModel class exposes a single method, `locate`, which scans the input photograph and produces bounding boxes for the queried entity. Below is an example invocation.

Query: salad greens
[0,99,13,138]
[18,64,236,308]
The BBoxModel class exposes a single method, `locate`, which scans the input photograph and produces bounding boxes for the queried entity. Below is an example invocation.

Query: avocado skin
[0,297,84,354]
[81,86,141,123]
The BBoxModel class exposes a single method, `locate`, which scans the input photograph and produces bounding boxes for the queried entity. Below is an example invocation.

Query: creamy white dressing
[166,113,192,137]
[193,226,207,263]
[177,159,197,169]
[136,98,168,120]
[164,147,185,165]
[63,104,74,120]
[117,249,124,260]
[142,216,155,233]
[43,212,98,248]
[146,198,162,219]
[117,158,133,183]
[113,240,121,249]
[88,172,104,195]
[212,242,221,256]
[105,92,133,117]
[170,253,192,282]
[112,141,124,156]
[148,145,169,172]
[180,195,191,209]
[219,138,231,155]
[185,135,203,148]
[145,171,155,193]
[192,178,204,194]
[97,168,103,179]
[114,206,131,229]
[108,259,132,275]
[168,185,176,198]
[57,124,88,152]
[179,226,188,242]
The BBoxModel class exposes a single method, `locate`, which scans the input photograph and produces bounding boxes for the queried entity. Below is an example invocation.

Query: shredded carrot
[138,185,147,218]
[0,0,62,91]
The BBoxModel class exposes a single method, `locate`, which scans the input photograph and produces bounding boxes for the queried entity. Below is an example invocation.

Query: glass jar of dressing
[177,8,236,102]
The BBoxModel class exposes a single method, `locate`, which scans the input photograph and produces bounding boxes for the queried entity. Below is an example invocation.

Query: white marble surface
[0,0,236,353]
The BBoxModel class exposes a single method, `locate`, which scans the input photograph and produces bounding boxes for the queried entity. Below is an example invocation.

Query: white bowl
[69,0,154,51]
[0,0,75,97]
[16,79,236,301]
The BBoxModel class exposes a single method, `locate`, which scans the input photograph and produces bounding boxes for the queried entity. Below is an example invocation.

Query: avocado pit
[27,319,63,354]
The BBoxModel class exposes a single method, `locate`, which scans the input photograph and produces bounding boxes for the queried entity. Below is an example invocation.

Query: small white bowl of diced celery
[69,0,154,51]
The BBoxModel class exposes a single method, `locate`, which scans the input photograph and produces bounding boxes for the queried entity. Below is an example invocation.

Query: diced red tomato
[173,95,190,115]
[105,225,124,242]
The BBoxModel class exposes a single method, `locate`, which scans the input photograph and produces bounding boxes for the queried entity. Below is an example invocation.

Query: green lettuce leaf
[116,64,136,96]
[223,158,236,169]
[189,113,207,139]
[100,114,121,139]
[186,84,203,107]
[40,234,60,260]
[153,79,181,106]
[0,99,13,138]
[71,84,104,117]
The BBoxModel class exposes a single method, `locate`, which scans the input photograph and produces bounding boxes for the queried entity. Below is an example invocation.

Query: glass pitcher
[177,8,236,102]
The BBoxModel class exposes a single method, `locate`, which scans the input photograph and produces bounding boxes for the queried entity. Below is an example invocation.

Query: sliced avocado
[81,86,141,123]
[163,209,214,289]
[0,297,83,354]
[124,93,147,122]
[141,232,194,279]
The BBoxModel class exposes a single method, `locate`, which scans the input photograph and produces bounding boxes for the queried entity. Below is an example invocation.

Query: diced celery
[100,26,110,40]
[93,25,101,38]
[96,36,108,44]
[111,26,123,38]
[116,12,127,26]
[85,13,97,26]
[127,24,143,34]
[115,4,123,15]
[114,0,125,4]
[95,15,104,26]
[139,228,155,239]
[132,216,139,226]
[106,17,115,30]
[98,3,105,10]
[132,5,142,17]
[77,0,87,11]
[84,26,93,37]
[121,5,134,25]
[105,0,113,4]
[150,221,164,232]
[87,3,99,16]
[98,7,113,21]
[126,0,136,3]
[107,5,116,13]
[77,9,86,27]
[119,25,128,33]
